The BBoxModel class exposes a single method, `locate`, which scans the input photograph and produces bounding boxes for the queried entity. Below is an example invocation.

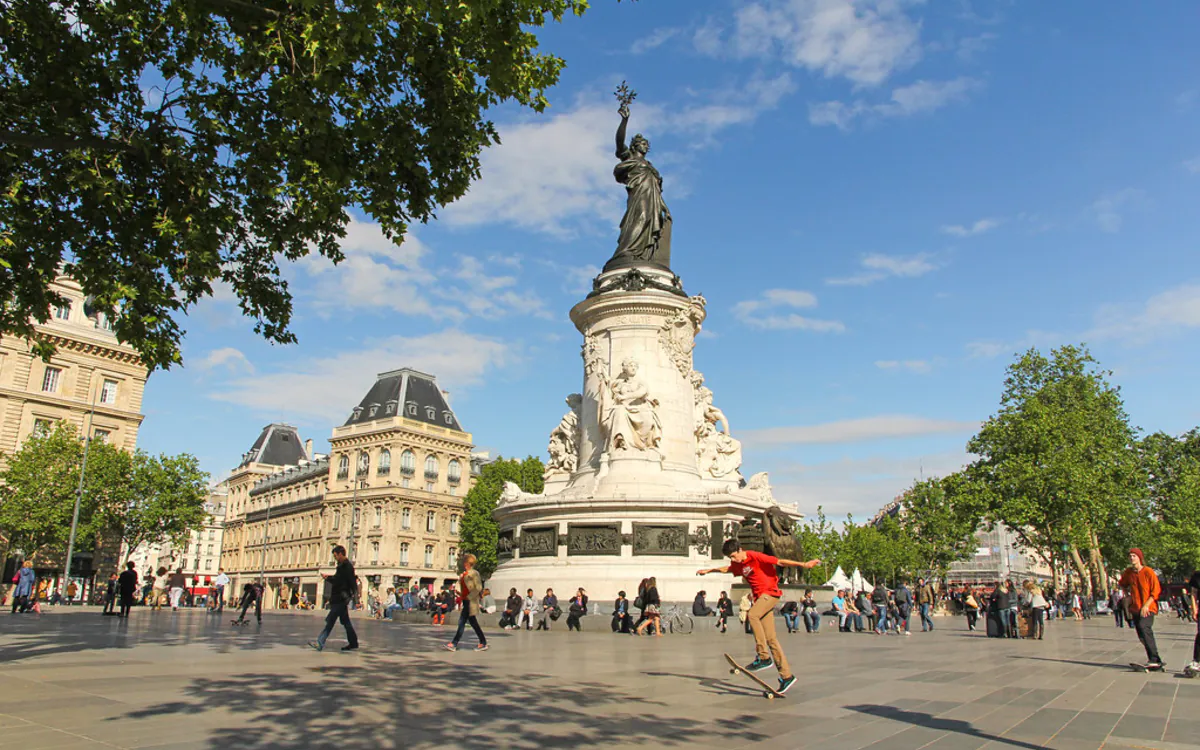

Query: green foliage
[1133,430,1200,577]
[896,475,984,576]
[794,506,840,584]
[106,451,210,557]
[0,421,131,563]
[966,345,1143,595]
[0,0,604,369]
[460,455,544,579]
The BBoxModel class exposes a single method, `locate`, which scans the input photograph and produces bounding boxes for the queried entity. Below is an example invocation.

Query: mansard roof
[343,368,462,432]
[238,423,309,468]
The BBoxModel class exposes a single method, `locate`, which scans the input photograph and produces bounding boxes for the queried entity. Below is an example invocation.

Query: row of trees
[796,345,1200,595]
[0,422,210,573]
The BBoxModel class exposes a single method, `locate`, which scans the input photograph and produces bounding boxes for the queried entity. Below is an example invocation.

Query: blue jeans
[383,604,403,619]
[919,603,934,631]
[783,613,799,632]
[317,599,358,649]
[453,606,487,646]
[803,611,820,632]
[874,605,888,633]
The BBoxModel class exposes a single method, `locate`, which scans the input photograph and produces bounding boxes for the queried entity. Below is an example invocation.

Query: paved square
[1,609,1197,750]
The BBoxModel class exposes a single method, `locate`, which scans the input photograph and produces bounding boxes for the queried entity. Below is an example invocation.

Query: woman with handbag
[635,577,663,636]
[567,589,588,631]
[964,589,980,631]
[1024,581,1048,640]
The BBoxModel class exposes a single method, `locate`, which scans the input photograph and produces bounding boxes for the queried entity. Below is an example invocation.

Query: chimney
[304,439,313,458]
[441,389,452,405]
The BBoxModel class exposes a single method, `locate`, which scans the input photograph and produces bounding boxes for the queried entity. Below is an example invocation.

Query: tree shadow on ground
[116,652,768,750]
[642,670,762,698]
[845,705,1044,750]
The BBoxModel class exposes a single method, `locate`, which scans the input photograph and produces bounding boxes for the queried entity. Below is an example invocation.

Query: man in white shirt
[213,569,230,614]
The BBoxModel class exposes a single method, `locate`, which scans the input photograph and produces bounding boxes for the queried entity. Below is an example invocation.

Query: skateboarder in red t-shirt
[698,539,821,694]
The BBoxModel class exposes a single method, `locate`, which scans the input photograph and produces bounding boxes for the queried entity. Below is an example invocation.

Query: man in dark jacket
[612,591,631,633]
[117,562,138,618]
[894,581,914,635]
[310,545,359,652]
[915,578,937,632]
[501,588,522,630]
[871,583,890,634]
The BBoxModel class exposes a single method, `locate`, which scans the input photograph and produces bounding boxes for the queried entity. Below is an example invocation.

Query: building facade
[219,369,474,609]
[0,275,149,592]
[946,524,1053,585]
[150,492,228,591]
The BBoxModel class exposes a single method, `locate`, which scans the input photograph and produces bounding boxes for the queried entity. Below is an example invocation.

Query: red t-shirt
[729,550,782,599]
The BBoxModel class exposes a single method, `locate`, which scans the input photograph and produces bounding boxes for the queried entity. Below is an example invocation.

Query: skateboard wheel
[765,693,774,700]
[730,668,736,675]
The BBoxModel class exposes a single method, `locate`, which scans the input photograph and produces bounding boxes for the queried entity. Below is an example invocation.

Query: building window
[206,544,213,555]
[54,304,71,320]
[406,402,417,416]
[97,313,114,332]
[424,545,434,567]
[426,511,436,533]
[425,406,436,420]
[100,379,118,405]
[332,512,340,531]
[401,508,411,529]
[444,412,453,425]
[368,403,378,417]
[400,542,409,565]
[203,560,212,570]
[424,482,434,492]
[385,400,397,415]
[374,506,382,528]
[352,506,360,527]
[41,367,61,393]
[92,429,110,444]
[371,541,379,565]
[424,455,438,481]
[357,452,369,477]
[447,459,462,485]
[378,449,391,475]
[448,547,458,569]
[208,530,215,540]
[337,455,349,479]
[401,478,410,489]
[32,418,52,437]
[450,514,459,535]
[400,450,415,475]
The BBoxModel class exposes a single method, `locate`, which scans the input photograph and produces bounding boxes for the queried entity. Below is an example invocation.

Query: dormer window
[54,304,70,321]
[406,402,417,416]
[424,406,436,420]
[368,403,379,417]
[351,406,363,420]
[443,411,453,425]
[385,400,397,415]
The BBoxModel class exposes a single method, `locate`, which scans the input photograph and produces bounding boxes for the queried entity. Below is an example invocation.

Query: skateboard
[1129,662,1165,673]
[724,653,784,700]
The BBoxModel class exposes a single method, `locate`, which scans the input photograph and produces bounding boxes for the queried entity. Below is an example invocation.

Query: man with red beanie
[1119,548,1163,669]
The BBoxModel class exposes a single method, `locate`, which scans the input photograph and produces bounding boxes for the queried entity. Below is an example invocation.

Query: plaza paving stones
[1,609,1198,749]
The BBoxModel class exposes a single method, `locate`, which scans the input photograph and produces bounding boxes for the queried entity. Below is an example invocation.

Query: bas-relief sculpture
[544,393,582,480]
[599,357,662,455]
[606,82,672,272]
[659,295,706,377]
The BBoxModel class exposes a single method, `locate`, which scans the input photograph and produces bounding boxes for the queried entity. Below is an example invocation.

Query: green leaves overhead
[459,455,543,579]
[0,0,597,369]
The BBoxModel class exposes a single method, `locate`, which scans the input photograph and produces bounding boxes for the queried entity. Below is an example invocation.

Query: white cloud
[743,415,979,446]
[1183,157,1200,174]
[208,331,516,423]
[940,217,1000,237]
[1091,188,1145,233]
[810,77,981,129]
[727,0,923,87]
[956,32,997,61]
[195,347,255,374]
[631,27,680,54]
[964,329,1062,359]
[1087,283,1200,344]
[733,288,844,332]
[874,359,932,374]
[825,252,938,286]
[772,450,973,520]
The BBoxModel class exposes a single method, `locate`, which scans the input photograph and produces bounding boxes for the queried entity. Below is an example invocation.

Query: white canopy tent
[822,566,852,591]
[849,568,873,594]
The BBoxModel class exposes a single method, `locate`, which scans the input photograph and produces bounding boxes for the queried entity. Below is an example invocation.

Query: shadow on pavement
[845,705,1045,750]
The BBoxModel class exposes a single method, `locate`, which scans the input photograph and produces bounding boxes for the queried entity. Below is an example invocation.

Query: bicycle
[662,604,694,635]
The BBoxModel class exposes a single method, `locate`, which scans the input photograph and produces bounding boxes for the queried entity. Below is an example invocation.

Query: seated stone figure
[601,357,662,452]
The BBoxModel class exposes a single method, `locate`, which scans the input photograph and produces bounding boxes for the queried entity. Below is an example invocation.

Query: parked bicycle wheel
[670,614,694,634]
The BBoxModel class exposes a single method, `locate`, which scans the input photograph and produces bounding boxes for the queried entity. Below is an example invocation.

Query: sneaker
[744,657,774,672]
[777,675,797,694]
[341,644,358,651]
[475,644,489,651]
[904,631,912,636]
[442,643,457,652]
[307,641,323,652]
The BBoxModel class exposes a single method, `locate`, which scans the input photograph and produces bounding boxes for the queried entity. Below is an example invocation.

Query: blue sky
[138,0,1200,521]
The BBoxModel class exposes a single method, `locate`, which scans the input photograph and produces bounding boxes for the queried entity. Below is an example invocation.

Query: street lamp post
[259,496,272,585]
[347,477,366,563]
[62,388,99,598]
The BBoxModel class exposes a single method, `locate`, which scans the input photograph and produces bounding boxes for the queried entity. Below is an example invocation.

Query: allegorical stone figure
[545,393,582,479]
[606,95,672,271]
[600,357,662,453]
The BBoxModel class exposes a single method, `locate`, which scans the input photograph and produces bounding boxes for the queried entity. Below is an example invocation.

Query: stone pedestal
[488,266,796,602]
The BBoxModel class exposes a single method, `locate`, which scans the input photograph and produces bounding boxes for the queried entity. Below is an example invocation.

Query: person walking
[168,568,187,611]
[309,545,359,652]
[635,577,662,636]
[102,572,118,615]
[871,582,890,635]
[212,569,230,613]
[117,562,138,618]
[894,581,914,635]
[1185,568,1200,675]
[12,561,36,614]
[697,539,821,695]
[65,581,78,605]
[1119,548,1163,669]
[444,553,488,651]
[916,578,937,632]
[964,588,980,631]
[1024,581,1048,640]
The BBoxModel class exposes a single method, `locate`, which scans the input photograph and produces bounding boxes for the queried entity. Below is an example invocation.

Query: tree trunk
[1088,529,1109,599]
[1069,545,1092,597]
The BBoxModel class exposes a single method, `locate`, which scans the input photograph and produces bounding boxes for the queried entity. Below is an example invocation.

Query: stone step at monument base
[486,556,735,607]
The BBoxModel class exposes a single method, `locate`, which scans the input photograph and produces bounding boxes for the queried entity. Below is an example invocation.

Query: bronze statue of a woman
[605,90,672,272]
